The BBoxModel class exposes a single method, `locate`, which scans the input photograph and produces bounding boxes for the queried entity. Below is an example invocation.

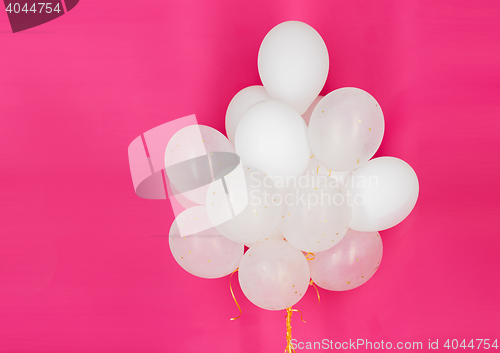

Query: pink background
[1,0,499,352]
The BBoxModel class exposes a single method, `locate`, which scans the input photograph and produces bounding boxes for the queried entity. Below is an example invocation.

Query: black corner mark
[3,0,79,33]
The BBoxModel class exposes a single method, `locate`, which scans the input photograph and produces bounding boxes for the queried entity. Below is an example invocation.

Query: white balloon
[280,175,351,252]
[225,85,270,145]
[309,229,383,291]
[238,239,310,311]
[169,206,244,279]
[206,166,280,244]
[309,87,385,171]
[235,100,310,186]
[169,180,200,209]
[348,157,419,231]
[244,224,284,248]
[164,125,235,205]
[302,96,323,126]
[258,21,329,114]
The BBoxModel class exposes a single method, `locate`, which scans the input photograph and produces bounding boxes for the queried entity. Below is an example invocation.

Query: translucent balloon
[309,87,385,171]
[348,157,419,231]
[244,224,284,248]
[164,125,235,205]
[238,239,310,311]
[309,229,383,291]
[235,100,310,185]
[169,181,200,209]
[225,85,270,145]
[280,175,351,253]
[169,206,244,279]
[305,156,352,187]
[206,166,280,244]
[258,21,329,115]
[302,96,323,126]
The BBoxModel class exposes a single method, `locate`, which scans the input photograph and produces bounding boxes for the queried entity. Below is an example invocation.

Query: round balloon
[225,85,270,145]
[348,157,419,231]
[169,180,201,210]
[309,229,383,291]
[244,224,284,248]
[280,175,351,253]
[206,165,280,244]
[164,125,235,205]
[258,21,329,114]
[235,99,310,186]
[309,87,385,171]
[238,239,310,311]
[169,206,244,279]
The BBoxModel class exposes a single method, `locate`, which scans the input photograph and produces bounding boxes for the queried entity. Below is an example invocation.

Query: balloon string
[291,308,306,323]
[285,307,306,353]
[305,252,315,260]
[309,279,321,305]
[229,268,242,321]
[285,307,295,353]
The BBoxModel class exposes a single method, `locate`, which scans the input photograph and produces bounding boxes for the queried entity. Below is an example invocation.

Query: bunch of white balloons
[166,21,419,312]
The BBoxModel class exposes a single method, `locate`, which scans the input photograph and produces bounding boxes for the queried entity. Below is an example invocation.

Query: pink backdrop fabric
[1,1,499,352]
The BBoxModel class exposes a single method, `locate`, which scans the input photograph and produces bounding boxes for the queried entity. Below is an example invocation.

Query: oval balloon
[235,99,310,186]
[206,166,280,244]
[169,206,244,279]
[280,175,351,253]
[348,157,419,231]
[309,229,383,291]
[244,224,284,248]
[258,21,329,115]
[309,87,384,171]
[164,125,234,205]
[225,85,270,144]
[238,239,310,311]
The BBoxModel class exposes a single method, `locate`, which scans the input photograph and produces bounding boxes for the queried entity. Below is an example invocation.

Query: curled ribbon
[285,307,295,353]
[285,307,306,353]
[229,268,241,321]
[305,252,315,260]
[309,279,321,305]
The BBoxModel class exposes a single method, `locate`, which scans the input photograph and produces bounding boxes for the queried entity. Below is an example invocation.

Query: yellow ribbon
[285,307,295,353]
[305,252,315,260]
[309,279,321,305]
[229,268,242,321]
[285,307,306,353]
